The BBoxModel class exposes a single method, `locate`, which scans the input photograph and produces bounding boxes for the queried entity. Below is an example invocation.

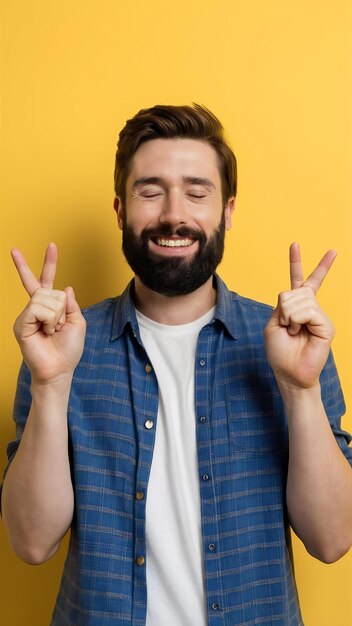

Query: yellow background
[1,1,351,624]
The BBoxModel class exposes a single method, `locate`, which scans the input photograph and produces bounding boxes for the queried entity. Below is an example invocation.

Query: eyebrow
[183,176,215,189]
[132,177,163,189]
[132,176,216,190]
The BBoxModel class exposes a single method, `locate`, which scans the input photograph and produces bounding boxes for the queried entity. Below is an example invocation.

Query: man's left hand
[264,243,336,393]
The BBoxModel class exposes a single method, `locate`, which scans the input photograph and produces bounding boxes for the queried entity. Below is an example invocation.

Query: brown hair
[114,103,237,207]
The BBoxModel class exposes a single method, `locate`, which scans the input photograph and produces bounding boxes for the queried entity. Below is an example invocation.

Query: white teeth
[156,238,193,247]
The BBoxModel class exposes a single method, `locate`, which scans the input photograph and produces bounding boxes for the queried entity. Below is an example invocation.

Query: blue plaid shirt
[6,275,352,626]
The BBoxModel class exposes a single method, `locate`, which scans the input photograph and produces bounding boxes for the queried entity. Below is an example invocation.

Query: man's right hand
[11,242,86,384]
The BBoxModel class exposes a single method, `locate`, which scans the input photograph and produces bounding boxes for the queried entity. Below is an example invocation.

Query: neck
[133,275,217,325]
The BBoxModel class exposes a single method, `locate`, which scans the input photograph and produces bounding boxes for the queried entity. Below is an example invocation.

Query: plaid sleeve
[0,361,32,510]
[320,351,352,465]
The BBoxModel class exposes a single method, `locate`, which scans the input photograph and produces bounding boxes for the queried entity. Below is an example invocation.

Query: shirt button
[199,359,206,366]
[199,416,207,423]
[136,555,145,566]
[211,602,219,611]
[208,543,216,551]
[144,419,154,430]
[135,491,144,501]
[202,474,210,481]
[145,363,152,374]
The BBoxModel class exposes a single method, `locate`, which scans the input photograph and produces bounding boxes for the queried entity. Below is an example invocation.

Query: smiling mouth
[153,237,195,248]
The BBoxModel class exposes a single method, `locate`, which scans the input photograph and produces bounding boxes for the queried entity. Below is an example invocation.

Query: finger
[16,295,66,338]
[303,249,337,295]
[278,287,316,322]
[289,242,304,290]
[55,310,66,331]
[11,248,41,296]
[286,305,331,338]
[40,307,64,335]
[278,286,313,335]
[39,242,57,289]
[278,309,302,336]
[287,321,302,336]
[32,289,66,332]
[32,291,66,335]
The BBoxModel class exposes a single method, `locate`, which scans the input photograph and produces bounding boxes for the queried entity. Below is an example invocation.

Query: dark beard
[122,214,226,297]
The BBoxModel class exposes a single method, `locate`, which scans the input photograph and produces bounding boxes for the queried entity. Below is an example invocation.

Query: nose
[159,189,187,226]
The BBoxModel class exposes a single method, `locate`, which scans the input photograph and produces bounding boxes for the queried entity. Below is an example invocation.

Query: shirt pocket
[227,389,286,454]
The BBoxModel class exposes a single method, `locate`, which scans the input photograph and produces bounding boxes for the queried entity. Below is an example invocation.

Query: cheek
[190,204,222,227]
[198,211,224,234]
[125,200,163,228]
[122,211,147,234]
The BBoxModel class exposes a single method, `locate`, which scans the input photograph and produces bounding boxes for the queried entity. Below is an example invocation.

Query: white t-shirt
[136,307,215,626]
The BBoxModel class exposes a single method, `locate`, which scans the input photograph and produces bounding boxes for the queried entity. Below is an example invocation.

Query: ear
[113,197,124,230]
[224,197,235,230]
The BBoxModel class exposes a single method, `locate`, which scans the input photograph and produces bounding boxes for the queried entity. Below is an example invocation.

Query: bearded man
[2,104,352,626]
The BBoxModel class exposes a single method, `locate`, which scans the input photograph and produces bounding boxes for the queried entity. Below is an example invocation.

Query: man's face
[115,138,234,296]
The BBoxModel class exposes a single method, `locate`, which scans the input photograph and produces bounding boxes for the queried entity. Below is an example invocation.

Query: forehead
[127,138,221,185]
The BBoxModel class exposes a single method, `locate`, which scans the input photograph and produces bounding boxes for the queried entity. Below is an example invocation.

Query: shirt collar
[111,279,140,341]
[111,274,237,341]
[212,274,237,339]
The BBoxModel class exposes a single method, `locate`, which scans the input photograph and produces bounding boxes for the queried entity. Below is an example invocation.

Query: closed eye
[140,191,163,198]
[188,193,207,199]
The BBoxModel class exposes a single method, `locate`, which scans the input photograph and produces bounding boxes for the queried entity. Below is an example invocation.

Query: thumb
[64,286,83,319]
[267,305,280,326]
[264,306,280,339]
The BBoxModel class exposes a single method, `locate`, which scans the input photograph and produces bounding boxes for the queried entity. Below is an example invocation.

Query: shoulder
[229,291,274,328]
[215,274,274,337]
[81,296,120,323]
[231,291,273,315]
[215,273,273,318]
[80,297,123,347]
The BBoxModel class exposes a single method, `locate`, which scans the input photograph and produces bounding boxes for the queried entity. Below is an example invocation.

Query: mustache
[140,224,206,244]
